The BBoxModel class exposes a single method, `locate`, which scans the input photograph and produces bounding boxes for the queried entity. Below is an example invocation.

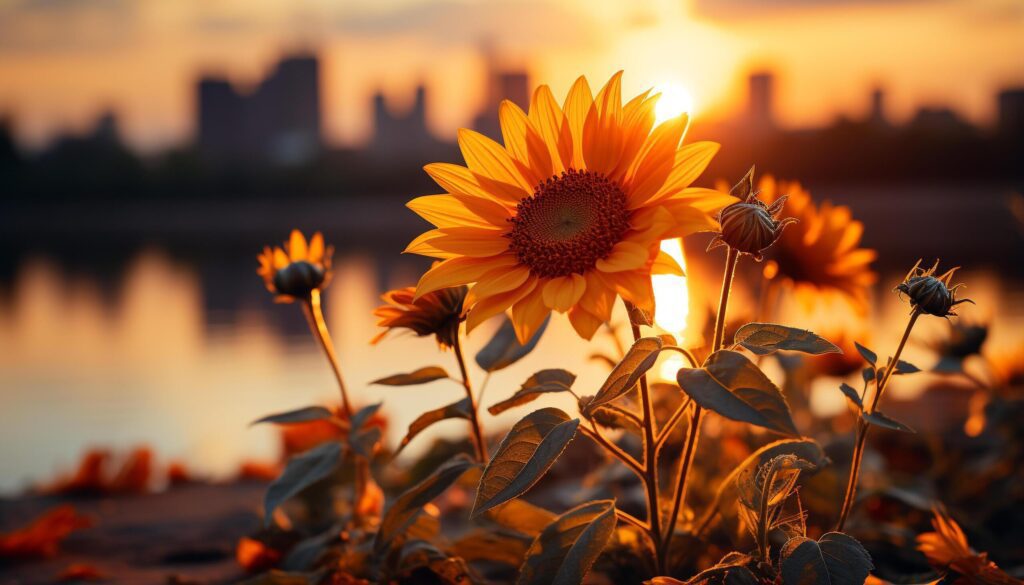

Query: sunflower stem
[836,308,921,531]
[302,290,353,418]
[662,245,740,569]
[452,334,488,463]
[628,316,665,574]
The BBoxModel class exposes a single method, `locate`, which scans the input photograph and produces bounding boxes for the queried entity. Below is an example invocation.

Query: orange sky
[0,0,1021,151]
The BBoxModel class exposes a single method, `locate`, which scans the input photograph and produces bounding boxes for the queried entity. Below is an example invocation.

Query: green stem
[662,246,739,568]
[836,309,921,531]
[630,317,664,574]
[452,335,488,462]
[757,461,780,560]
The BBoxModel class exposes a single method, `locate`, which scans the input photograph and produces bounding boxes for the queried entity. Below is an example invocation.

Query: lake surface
[1,188,1022,493]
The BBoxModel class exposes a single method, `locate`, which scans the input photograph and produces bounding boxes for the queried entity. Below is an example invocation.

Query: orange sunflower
[257,230,333,303]
[405,72,734,343]
[753,176,877,314]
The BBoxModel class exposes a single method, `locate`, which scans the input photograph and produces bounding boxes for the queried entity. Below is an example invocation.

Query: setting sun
[653,82,696,123]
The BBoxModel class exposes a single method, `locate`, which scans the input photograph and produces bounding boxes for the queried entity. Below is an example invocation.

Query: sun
[653,82,696,124]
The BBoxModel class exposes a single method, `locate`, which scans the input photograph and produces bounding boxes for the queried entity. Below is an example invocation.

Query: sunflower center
[508,169,630,278]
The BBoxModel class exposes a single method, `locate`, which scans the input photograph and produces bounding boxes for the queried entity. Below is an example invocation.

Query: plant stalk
[630,317,665,574]
[302,290,353,418]
[836,309,921,531]
[452,335,488,462]
[662,246,739,567]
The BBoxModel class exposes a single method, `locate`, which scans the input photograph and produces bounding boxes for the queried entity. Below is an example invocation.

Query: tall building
[472,58,529,138]
[997,88,1024,139]
[196,54,322,165]
[369,84,447,160]
[747,71,775,131]
[868,87,889,128]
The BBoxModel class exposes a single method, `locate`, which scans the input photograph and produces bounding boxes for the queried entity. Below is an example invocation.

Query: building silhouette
[472,57,529,138]
[369,85,448,160]
[197,54,321,165]
[747,71,775,132]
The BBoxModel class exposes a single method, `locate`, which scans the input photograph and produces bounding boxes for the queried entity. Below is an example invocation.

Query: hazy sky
[0,0,1021,150]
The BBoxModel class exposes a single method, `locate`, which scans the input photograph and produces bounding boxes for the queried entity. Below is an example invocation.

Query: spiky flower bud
[708,166,796,261]
[895,259,973,317]
[272,261,327,299]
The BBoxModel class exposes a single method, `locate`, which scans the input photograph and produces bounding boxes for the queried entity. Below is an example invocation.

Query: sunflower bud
[708,166,796,261]
[272,261,327,299]
[895,259,974,317]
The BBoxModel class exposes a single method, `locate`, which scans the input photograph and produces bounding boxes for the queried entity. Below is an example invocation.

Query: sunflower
[257,230,333,303]
[752,177,877,314]
[372,284,468,349]
[405,72,734,342]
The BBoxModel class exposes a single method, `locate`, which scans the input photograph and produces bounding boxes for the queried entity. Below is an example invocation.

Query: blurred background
[1,0,1023,495]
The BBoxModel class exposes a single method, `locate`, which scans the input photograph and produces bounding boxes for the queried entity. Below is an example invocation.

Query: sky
[0,0,1022,151]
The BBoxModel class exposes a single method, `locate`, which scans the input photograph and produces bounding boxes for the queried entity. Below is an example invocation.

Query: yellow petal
[625,115,688,208]
[424,162,525,205]
[582,71,624,174]
[579,271,616,322]
[273,247,289,269]
[510,287,550,344]
[605,270,655,317]
[407,194,510,229]
[541,274,586,312]
[427,227,510,257]
[458,128,533,193]
[415,255,518,298]
[648,142,720,203]
[562,76,593,169]
[610,90,657,182]
[656,200,724,238]
[568,306,604,340]
[308,232,325,263]
[651,250,685,276]
[288,230,308,261]
[668,187,738,213]
[469,265,532,299]
[596,241,649,272]
[528,85,568,174]
[466,278,537,333]
[499,100,553,184]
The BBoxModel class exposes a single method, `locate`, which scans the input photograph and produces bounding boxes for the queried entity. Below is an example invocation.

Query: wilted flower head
[895,259,973,317]
[372,283,468,349]
[708,167,796,261]
[257,230,333,302]
[917,507,1017,584]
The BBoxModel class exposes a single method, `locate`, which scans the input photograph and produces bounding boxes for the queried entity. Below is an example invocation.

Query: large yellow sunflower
[405,72,734,343]
[754,176,877,314]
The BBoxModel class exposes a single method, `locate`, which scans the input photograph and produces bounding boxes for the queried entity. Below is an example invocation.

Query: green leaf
[452,530,531,567]
[263,442,341,525]
[854,342,877,365]
[472,408,580,517]
[371,366,450,386]
[397,397,472,453]
[861,366,875,385]
[476,316,549,372]
[517,499,617,585]
[682,562,759,585]
[349,403,381,432]
[375,454,475,553]
[282,525,341,571]
[694,439,827,536]
[838,383,863,410]
[488,369,577,415]
[862,410,915,433]
[251,406,335,426]
[677,350,798,436]
[895,360,921,374]
[578,397,642,434]
[585,336,664,414]
[350,426,382,458]
[484,498,558,537]
[780,532,873,585]
[733,323,841,356]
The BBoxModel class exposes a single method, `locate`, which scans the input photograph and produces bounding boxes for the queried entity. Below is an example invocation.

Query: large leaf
[733,323,841,356]
[397,397,473,453]
[677,350,798,436]
[452,530,531,567]
[472,408,579,517]
[695,438,827,533]
[372,366,450,386]
[862,410,915,433]
[779,532,873,585]
[681,563,759,585]
[517,499,617,585]
[585,337,664,414]
[489,369,577,415]
[375,454,475,552]
[263,442,341,525]
[484,498,558,536]
[251,406,335,426]
[476,316,549,372]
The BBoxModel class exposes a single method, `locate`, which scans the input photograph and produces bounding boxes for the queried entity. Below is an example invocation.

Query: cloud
[692,0,938,19]
[0,0,138,52]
